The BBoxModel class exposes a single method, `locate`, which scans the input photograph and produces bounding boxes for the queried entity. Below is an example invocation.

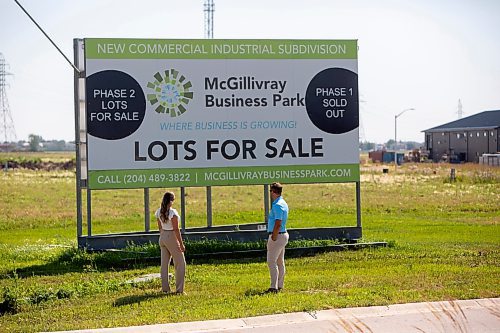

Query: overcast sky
[1,0,499,143]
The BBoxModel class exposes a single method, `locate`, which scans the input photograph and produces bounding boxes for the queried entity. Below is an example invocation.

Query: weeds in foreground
[0,272,137,315]
[0,239,378,314]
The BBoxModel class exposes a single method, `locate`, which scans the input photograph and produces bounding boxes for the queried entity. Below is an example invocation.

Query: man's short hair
[270,182,283,195]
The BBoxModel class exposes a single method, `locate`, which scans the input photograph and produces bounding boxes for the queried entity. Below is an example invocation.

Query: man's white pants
[267,233,289,289]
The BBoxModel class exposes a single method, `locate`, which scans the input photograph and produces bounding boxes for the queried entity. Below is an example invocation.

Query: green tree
[28,134,43,152]
[359,141,375,151]
[385,139,396,150]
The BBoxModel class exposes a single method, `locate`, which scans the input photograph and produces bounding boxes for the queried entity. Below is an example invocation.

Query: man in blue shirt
[266,182,289,293]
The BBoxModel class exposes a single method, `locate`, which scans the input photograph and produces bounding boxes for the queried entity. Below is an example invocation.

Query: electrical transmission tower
[456,99,464,119]
[204,0,214,39]
[0,53,17,143]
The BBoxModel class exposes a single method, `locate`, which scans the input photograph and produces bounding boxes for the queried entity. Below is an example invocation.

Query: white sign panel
[84,39,359,189]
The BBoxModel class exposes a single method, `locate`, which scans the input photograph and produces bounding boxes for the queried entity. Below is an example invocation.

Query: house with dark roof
[423,110,500,162]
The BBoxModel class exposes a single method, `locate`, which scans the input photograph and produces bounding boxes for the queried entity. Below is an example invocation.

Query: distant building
[423,110,500,163]
[0,143,16,152]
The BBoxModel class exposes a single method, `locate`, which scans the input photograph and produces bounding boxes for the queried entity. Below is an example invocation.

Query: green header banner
[85,39,358,59]
[88,164,360,189]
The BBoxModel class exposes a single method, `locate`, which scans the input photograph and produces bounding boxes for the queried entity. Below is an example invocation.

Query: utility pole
[204,0,214,39]
[394,108,414,170]
[0,53,16,143]
[203,0,215,228]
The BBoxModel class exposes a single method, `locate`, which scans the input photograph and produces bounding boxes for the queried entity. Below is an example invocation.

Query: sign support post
[144,188,150,231]
[180,187,186,232]
[356,181,362,228]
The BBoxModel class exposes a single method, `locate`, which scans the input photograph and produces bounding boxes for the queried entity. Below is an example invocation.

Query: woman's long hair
[160,191,175,223]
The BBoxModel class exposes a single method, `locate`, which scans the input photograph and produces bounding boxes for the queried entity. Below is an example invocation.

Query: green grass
[0,159,499,332]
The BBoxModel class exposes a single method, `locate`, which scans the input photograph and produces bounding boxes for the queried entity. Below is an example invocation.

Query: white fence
[479,154,500,167]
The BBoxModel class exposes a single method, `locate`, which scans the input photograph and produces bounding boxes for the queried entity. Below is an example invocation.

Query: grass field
[0,153,498,332]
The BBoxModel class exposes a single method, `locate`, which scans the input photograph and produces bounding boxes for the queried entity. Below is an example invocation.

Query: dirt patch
[0,160,75,171]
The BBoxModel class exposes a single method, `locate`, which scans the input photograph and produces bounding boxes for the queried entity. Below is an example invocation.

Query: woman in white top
[156,191,186,294]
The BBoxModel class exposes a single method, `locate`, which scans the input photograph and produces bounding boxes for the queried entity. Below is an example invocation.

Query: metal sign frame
[73,38,362,249]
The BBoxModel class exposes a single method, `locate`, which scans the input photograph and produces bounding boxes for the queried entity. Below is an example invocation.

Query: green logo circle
[147,69,193,117]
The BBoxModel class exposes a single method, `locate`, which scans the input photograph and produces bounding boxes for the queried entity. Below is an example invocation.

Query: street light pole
[394,108,415,170]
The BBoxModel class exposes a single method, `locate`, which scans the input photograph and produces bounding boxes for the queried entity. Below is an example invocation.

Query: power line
[13,0,80,73]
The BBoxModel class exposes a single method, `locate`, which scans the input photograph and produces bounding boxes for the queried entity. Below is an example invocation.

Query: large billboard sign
[84,39,359,189]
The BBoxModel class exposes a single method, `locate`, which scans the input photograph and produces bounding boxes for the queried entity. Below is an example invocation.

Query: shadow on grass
[3,242,386,279]
[2,252,267,279]
[244,288,278,297]
[2,257,157,279]
[113,291,169,307]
